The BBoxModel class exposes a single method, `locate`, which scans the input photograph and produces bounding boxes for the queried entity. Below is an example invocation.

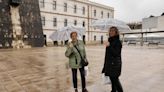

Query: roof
[69,0,114,10]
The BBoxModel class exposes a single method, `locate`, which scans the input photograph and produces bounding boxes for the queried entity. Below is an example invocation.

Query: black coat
[102,35,122,77]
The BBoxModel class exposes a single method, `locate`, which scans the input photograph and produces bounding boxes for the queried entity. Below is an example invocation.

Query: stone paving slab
[0,46,164,92]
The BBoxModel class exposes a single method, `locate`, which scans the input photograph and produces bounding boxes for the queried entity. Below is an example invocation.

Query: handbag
[102,74,111,85]
[74,45,89,66]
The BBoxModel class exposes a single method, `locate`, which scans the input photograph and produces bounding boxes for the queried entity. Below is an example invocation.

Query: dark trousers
[109,76,123,92]
[72,67,86,89]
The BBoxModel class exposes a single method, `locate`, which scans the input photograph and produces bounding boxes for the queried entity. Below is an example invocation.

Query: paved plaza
[0,45,164,92]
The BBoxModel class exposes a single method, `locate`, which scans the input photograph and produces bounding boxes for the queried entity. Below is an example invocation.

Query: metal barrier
[121,30,164,46]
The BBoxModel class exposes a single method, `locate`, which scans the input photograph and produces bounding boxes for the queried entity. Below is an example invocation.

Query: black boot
[75,88,78,92]
[82,88,88,92]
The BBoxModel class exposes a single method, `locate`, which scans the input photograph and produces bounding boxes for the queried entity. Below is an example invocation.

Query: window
[82,21,85,27]
[64,3,67,12]
[82,7,85,15]
[53,18,57,27]
[40,0,45,8]
[74,20,77,26]
[107,13,110,18]
[101,11,104,18]
[101,36,103,44]
[94,35,96,41]
[64,19,67,27]
[74,5,77,13]
[41,16,45,26]
[94,10,96,17]
[53,0,56,10]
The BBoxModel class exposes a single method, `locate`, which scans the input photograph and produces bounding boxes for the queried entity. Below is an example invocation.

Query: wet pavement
[0,45,164,92]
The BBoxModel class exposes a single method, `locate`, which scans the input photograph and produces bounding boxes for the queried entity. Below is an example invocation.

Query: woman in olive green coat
[65,32,88,92]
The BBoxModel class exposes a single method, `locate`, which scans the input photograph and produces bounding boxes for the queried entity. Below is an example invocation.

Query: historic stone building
[0,0,44,48]
[39,0,114,45]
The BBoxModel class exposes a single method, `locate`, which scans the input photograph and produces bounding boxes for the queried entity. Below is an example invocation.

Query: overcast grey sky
[90,0,164,23]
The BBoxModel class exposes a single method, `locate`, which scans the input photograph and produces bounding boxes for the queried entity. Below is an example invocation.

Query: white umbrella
[91,18,131,32]
[49,26,85,41]
[49,31,59,41]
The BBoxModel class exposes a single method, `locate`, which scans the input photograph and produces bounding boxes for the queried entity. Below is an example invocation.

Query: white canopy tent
[126,35,139,38]
[144,34,161,38]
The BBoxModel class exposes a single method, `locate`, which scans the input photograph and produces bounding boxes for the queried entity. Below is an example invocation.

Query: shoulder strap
[74,45,84,60]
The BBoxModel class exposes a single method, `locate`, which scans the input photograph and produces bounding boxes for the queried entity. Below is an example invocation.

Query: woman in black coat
[102,26,123,92]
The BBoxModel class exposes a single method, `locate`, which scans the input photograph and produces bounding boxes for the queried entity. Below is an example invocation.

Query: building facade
[142,15,164,31]
[39,0,114,44]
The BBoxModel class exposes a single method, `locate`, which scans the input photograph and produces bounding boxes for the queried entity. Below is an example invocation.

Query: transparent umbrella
[91,18,131,32]
[49,26,85,41]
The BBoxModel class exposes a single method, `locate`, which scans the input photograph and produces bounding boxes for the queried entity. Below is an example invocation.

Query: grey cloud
[90,0,164,22]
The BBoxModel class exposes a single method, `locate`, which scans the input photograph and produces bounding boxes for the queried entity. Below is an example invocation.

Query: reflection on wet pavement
[0,46,164,92]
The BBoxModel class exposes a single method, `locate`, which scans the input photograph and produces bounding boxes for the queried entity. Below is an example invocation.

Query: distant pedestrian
[102,26,123,92]
[65,32,88,92]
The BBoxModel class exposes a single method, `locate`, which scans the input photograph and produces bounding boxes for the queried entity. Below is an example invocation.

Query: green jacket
[65,40,86,69]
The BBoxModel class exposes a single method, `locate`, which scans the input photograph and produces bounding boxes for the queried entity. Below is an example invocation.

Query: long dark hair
[109,26,120,36]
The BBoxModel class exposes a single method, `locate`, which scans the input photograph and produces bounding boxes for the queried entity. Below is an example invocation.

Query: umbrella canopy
[91,18,131,32]
[49,26,85,41]
[49,31,59,41]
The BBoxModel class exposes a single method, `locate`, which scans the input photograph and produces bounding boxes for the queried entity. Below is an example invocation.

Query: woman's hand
[68,42,73,48]
[105,41,110,47]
